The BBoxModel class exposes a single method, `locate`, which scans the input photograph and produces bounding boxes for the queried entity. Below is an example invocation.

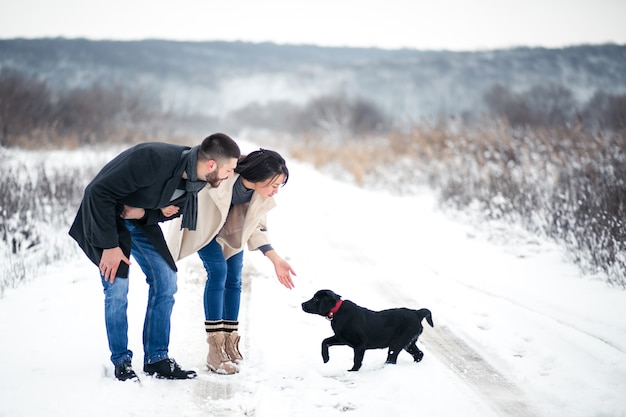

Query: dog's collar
[326,299,343,320]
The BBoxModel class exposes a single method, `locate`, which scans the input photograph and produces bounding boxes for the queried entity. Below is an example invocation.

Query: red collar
[327,299,343,320]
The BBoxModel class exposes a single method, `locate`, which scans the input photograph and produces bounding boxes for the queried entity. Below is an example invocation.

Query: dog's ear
[319,297,335,315]
[327,290,341,301]
[320,290,340,300]
[318,291,340,315]
[320,297,337,316]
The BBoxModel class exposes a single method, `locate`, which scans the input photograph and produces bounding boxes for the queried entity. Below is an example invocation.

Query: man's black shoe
[114,361,140,382]
[143,358,197,380]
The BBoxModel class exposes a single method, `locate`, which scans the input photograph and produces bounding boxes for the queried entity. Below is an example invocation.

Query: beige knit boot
[205,321,237,375]
[224,320,243,364]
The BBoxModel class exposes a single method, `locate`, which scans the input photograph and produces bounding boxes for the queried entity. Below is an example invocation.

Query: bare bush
[523,84,576,127]
[483,83,577,128]
[484,84,532,127]
[0,68,53,146]
[298,94,389,140]
[224,101,303,133]
[430,126,625,286]
[225,95,390,142]
[582,91,626,131]
[0,151,107,296]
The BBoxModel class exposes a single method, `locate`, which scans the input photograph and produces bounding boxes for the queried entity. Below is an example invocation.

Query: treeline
[0,66,392,147]
[3,65,626,149]
[0,68,166,147]
[226,82,626,137]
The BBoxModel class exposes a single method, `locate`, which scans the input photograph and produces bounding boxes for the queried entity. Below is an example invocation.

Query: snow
[1,153,626,417]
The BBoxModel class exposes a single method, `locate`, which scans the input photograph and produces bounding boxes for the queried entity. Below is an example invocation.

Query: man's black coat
[69,142,194,278]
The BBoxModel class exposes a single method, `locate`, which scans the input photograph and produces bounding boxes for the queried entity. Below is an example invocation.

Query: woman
[166,148,296,375]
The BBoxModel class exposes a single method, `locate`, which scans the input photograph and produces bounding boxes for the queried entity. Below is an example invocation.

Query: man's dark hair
[198,133,241,162]
[235,148,289,185]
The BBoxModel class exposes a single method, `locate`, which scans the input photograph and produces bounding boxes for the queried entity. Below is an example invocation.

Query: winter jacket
[69,142,192,278]
[166,173,276,262]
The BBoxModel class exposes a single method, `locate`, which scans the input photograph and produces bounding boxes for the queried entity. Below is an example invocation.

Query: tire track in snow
[423,324,539,417]
[378,283,541,417]
[423,264,626,354]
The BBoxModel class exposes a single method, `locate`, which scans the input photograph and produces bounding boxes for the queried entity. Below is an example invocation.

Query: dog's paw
[414,351,424,362]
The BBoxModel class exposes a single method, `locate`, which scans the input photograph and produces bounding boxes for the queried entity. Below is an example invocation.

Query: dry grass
[282,122,626,288]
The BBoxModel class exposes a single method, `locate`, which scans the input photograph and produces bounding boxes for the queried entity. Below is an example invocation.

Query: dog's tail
[417,308,434,328]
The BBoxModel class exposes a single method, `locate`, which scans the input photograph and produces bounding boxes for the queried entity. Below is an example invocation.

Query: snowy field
[1,152,625,417]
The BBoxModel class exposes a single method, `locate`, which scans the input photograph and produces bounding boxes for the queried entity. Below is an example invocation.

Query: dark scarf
[180,145,207,230]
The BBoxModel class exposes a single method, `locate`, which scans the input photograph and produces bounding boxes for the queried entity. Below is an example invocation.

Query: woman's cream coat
[166,173,276,261]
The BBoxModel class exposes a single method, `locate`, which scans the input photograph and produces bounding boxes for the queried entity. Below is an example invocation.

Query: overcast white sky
[1,0,625,51]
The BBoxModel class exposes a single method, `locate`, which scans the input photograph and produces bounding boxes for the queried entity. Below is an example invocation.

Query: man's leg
[125,221,196,379]
[125,221,177,364]
[102,274,139,381]
[101,274,132,366]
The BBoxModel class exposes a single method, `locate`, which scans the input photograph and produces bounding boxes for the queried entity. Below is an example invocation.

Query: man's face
[205,157,238,187]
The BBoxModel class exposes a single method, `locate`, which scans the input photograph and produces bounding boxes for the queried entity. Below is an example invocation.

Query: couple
[69,133,296,381]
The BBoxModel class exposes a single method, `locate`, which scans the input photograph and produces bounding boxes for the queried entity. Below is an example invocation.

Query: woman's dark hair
[235,148,289,186]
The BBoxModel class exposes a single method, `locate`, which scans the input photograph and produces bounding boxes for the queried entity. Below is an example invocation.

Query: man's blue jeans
[197,237,244,321]
[101,220,178,366]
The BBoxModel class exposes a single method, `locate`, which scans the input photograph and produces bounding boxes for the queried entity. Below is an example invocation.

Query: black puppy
[302,289,434,371]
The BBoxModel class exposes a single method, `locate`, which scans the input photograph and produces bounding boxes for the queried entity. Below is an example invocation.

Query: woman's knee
[225,270,242,290]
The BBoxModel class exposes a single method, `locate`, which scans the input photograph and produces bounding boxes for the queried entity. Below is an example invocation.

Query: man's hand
[120,205,145,220]
[160,205,180,217]
[100,247,131,283]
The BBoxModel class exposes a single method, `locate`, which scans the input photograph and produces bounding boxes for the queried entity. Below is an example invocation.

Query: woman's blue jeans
[197,237,244,321]
[100,220,178,366]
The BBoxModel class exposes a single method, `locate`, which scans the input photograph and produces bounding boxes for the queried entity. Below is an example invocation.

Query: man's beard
[205,169,224,187]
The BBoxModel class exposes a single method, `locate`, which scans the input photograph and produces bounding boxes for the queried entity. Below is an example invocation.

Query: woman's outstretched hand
[266,250,296,289]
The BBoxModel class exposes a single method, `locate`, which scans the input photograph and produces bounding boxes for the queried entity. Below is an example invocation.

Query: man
[69,133,240,381]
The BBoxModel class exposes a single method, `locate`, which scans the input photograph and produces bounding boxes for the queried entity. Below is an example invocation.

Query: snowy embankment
[0,154,625,417]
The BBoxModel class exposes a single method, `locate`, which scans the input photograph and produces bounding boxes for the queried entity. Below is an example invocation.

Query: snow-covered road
[1,157,625,417]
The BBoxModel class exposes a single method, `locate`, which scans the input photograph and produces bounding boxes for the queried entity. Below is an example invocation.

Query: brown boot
[205,321,237,375]
[224,331,243,364]
[224,320,244,364]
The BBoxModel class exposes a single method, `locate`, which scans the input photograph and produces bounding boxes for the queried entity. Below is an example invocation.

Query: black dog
[301,289,434,371]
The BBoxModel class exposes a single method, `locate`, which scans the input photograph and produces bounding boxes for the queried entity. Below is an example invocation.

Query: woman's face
[255,173,286,199]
